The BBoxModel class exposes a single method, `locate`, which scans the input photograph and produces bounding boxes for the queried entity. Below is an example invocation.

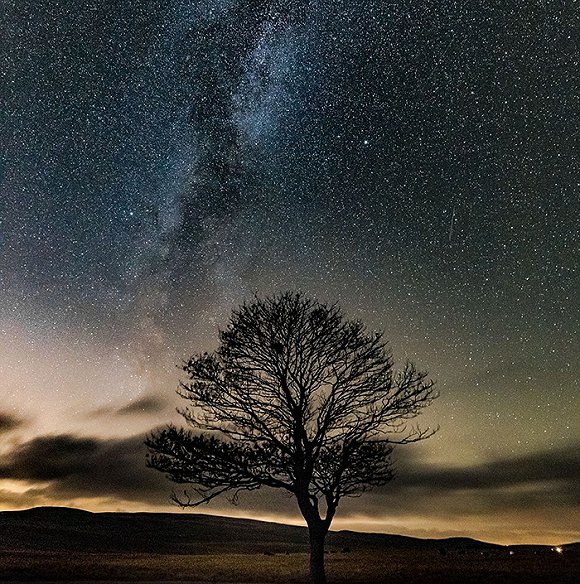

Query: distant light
[554,547,563,554]
[509,550,514,556]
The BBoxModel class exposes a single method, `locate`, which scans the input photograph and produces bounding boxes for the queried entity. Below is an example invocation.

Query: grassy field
[1,548,579,583]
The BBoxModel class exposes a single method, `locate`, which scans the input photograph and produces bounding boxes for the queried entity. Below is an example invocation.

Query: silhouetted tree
[146,292,437,584]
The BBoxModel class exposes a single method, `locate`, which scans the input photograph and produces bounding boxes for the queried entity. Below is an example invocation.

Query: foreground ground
[1,548,579,583]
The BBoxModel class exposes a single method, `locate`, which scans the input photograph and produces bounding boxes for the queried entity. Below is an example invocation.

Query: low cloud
[397,445,580,493]
[87,395,168,419]
[0,412,25,434]
[334,443,580,521]
[117,396,166,415]
[0,431,578,539]
[0,432,169,505]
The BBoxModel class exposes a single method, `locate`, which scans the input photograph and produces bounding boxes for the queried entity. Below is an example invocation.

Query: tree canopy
[146,292,437,584]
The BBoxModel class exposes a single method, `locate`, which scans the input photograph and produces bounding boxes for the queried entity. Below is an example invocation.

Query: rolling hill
[0,506,571,555]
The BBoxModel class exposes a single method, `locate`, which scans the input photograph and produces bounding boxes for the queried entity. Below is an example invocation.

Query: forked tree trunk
[308,523,328,584]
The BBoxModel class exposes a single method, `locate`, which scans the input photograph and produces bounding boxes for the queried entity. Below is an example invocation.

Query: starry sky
[0,0,578,545]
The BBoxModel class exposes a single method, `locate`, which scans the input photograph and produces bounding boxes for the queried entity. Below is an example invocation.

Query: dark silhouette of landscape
[1,507,578,583]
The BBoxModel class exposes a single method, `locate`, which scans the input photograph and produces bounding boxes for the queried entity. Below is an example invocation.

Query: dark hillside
[0,506,508,555]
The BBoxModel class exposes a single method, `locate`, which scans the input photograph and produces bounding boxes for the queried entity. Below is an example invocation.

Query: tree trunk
[308,523,328,584]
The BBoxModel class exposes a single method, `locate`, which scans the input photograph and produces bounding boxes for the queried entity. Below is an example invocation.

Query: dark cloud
[0,431,578,525]
[0,412,25,434]
[397,444,580,493]
[87,395,168,419]
[117,395,166,416]
[0,435,96,481]
[0,433,169,505]
[335,444,580,519]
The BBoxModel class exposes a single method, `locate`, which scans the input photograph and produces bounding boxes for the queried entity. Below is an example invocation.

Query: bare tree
[146,292,437,584]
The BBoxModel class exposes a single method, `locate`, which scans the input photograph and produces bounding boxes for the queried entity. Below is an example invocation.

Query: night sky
[1,1,578,545]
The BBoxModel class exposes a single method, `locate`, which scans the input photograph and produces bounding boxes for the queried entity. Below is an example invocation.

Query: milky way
[0,1,578,544]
